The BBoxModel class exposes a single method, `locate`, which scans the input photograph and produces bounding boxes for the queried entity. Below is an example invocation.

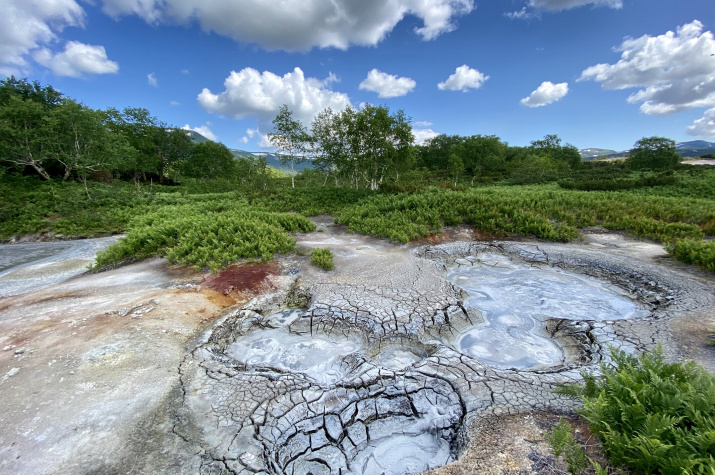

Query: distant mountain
[579,148,618,160]
[183,129,211,144]
[580,140,715,160]
[179,130,315,174]
[229,149,315,175]
[676,140,715,158]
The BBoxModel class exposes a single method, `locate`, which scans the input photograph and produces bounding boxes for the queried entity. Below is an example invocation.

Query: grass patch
[310,248,334,270]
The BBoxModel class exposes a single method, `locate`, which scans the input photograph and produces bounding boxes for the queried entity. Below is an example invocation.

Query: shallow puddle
[447,253,648,370]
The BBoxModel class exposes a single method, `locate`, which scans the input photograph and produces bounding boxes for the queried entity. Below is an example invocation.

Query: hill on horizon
[580,140,715,160]
[183,129,314,175]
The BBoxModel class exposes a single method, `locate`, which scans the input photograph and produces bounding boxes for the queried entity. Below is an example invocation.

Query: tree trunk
[30,161,51,181]
[291,159,295,188]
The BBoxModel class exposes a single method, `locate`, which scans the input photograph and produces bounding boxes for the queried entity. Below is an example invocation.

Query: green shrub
[561,347,715,474]
[546,419,590,474]
[310,248,334,270]
[667,239,715,272]
[94,204,315,272]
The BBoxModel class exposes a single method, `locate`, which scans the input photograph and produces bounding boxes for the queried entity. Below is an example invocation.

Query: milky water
[447,254,647,370]
[351,433,452,475]
[228,310,364,385]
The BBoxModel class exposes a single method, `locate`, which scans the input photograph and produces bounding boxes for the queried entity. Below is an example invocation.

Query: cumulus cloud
[148,72,158,86]
[577,20,715,138]
[507,0,622,19]
[438,65,489,92]
[688,108,715,138]
[414,120,433,127]
[579,21,715,119]
[520,81,569,107]
[240,128,272,148]
[98,0,474,50]
[413,128,440,145]
[358,69,416,98]
[33,41,119,77]
[182,124,218,141]
[0,0,85,74]
[198,67,351,128]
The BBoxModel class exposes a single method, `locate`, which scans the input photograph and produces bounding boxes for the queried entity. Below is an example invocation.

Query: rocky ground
[0,218,713,474]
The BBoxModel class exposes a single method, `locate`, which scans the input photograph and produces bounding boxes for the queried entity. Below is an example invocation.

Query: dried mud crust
[175,230,715,475]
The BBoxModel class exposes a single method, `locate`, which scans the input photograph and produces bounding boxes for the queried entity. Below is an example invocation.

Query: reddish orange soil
[202,262,279,296]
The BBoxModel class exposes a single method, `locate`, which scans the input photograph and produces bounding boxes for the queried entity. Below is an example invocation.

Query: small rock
[14,348,25,355]
[6,368,19,377]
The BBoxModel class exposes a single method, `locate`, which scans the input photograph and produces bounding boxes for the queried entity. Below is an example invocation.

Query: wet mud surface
[0,218,713,474]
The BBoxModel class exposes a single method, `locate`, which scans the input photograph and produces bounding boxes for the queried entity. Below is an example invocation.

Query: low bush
[310,248,334,270]
[94,204,315,272]
[667,239,715,272]
[559,347,715,474]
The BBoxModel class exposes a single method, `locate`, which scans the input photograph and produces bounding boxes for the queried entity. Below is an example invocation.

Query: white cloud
[505,0,623,20]
[505,8,532,20]
[358,69,416,98]
[438,65,489,92]
[688,108,715,138]
[148,72,158,87]
[98,0,474,50]
[507,0,622,19]
[579,20,715,120]
[33,41,119,77]
[520,81,569,107]
[413,128,440,145]
[528,0,622,11]
[240,128,272,148]
[182,124,218,141]
[0,0,85,74]
[181,69,189,74]
[414,120,433,127]
[170,100,180,106]
[198,67,351,128]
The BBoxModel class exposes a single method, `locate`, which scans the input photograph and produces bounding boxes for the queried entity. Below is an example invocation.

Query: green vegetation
[1,76,714,273]
[310,248,334,270]
[334,186,710,245]
[546,419,590,474]
[559,347,715,474]
[627,136,681,170]
[666,239,715,272]
[94,203,315,272]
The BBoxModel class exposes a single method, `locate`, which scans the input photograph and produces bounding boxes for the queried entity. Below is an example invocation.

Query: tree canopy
[628,136,681,170]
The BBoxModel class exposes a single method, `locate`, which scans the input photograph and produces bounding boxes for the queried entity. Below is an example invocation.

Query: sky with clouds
[2,0,714,151]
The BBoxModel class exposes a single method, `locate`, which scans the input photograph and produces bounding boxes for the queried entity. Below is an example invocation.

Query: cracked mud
[0,220,713,474]
[176,220,714,475]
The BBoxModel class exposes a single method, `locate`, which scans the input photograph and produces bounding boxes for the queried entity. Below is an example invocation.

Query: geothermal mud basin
[1,221,714,474]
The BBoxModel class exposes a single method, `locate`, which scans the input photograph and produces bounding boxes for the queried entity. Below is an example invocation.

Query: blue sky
[2,0,715,151]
